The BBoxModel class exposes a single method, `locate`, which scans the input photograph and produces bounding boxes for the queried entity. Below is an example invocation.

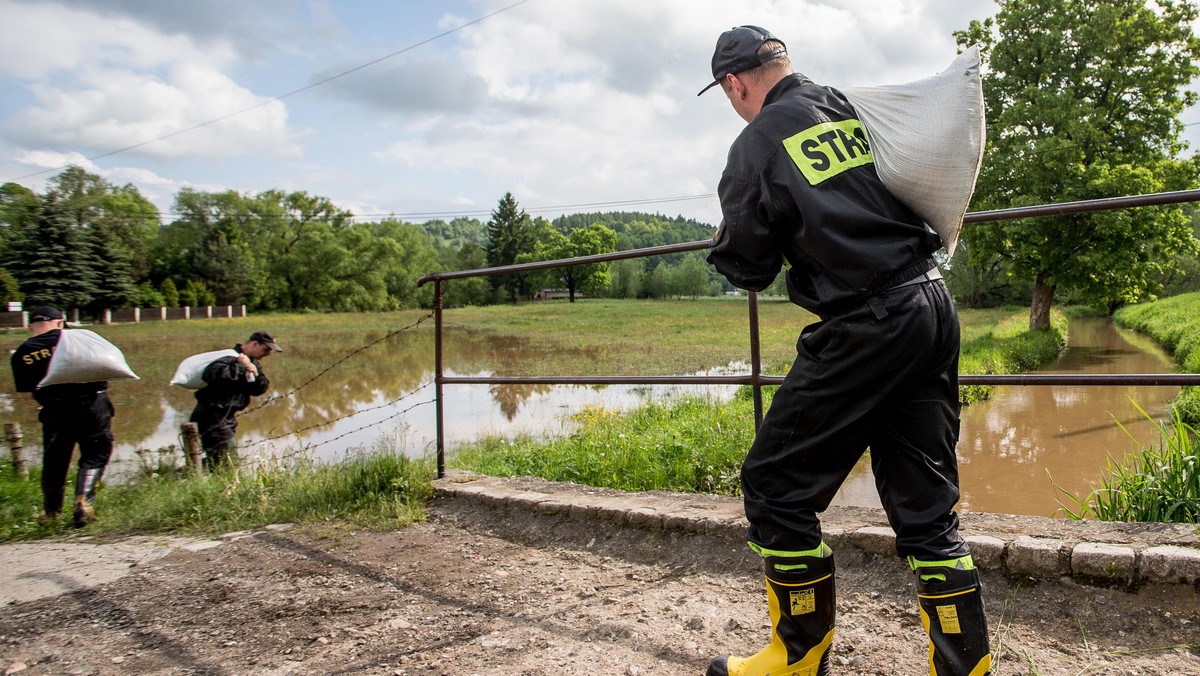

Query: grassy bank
[1113,291,1200,425]
[0,447,431,542]
[452,308,1069,495]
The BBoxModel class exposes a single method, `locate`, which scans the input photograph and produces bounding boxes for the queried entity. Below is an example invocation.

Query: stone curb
[434,472,1200,587]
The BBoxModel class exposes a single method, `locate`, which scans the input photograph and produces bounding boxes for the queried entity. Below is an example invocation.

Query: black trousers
[741,279,970,561]
[39,392,114,514]
[189,405,239,466]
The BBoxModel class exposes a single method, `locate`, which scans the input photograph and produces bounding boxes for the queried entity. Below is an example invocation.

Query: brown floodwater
[829,316,1181,517]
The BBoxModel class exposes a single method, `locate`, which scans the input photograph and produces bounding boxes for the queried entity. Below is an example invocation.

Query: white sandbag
[170,349,238,389]
[38,329,139,387]
[842,45,986,256]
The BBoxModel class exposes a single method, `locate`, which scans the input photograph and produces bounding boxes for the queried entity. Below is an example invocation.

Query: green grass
[452,392,759,495]
[958,309,1069,404]
[1113,292,1200,426]
[452,308,1069,494]
[0,443,433,542]
[1054,405,1199,524]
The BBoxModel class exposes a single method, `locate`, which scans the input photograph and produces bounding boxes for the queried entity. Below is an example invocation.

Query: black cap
[248,331,282,352]
[698,25,787,96]
[29,305,64,323]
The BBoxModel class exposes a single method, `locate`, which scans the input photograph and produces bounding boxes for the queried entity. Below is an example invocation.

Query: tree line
[0,171,728,315]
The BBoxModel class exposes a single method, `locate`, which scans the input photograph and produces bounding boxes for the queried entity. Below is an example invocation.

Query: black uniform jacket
[193,344,269,415]
[708,73,941,318]
[10,329,108,406]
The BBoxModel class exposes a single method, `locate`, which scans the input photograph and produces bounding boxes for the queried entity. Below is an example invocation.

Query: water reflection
[829,317,1180,516]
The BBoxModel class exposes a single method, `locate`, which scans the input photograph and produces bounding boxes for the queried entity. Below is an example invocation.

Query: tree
[608,258,645,298]
[0,268,22,303]
[179,279,216,307]
[0,183,40,256]
[485,193,535,303]
[672,253,711,299]
[522,222,618,302]
[956,0,1200,328]
[159,278,180,308]
[5,201,98,309]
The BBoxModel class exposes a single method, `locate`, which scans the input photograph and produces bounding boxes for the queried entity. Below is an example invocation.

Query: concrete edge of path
[433,470,1200,588]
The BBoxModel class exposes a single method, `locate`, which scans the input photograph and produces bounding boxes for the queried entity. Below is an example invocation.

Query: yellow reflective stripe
[909,554,976,571]
[768,573,834,587]
[917,588,979,601]
[782,119,874,186]
[749,541,832,560]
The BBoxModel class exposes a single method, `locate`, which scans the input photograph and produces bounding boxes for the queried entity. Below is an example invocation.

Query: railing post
[4,423,27,480]
[434,279,446,478]
[748,291,764,430]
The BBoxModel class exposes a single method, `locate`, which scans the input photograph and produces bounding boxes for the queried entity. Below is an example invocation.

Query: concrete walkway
[434,470,1200,588]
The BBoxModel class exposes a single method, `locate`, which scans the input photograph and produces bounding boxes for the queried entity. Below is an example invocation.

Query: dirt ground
[0,489,1198,675]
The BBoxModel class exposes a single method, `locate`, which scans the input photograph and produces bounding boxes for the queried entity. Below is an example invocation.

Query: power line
[4,0,534,183]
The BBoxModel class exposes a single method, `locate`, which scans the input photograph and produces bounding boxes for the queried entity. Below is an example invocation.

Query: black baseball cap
[248,331,283,352]
[29,305,64,323]
[698,25,787,96]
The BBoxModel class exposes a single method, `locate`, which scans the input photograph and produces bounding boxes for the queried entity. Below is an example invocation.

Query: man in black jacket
[189,331,280,468]
[9,305,114,528]
[699,26,990,676]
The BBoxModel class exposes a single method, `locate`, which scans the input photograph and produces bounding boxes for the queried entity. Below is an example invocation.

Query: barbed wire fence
[171,311,438,467]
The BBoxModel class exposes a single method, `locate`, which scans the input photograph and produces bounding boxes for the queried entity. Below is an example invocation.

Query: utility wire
[4,0,534,183]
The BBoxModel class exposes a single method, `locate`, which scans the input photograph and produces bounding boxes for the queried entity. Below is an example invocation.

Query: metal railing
[418,189,1200,477]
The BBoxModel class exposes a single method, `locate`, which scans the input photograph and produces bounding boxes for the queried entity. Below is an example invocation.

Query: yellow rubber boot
[911,556,992,676]
[707,545,835,676]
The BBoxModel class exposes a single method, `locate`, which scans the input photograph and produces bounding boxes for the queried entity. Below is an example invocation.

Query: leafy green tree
[159,278,180,308]
[0,183,40,256]
[161,188,261,306]
[521,221,617,303]
[133,281,165,308]
[608,258,646,298]
[672,253,711,299]
[442,240,494,307]
[485,193,536,303]
[956,0,1200,328]
[0,269,22,303]
[179,279,216,307]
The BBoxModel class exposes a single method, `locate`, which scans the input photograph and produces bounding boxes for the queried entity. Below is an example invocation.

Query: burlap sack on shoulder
[842,45,985,256]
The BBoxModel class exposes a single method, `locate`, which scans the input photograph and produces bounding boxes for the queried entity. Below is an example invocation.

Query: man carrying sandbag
[9,305,114,528]
[188,331,280,468]
[699,26,990,676]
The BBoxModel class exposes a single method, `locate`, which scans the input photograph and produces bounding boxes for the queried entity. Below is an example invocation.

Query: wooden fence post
[181,423,204,472]
[4,423,27,480]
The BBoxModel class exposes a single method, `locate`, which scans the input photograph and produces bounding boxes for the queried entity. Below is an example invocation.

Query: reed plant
[1054,404,1199,524]
[0,442,433,541]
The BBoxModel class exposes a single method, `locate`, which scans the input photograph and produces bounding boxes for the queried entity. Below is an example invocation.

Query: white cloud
[0,0,300,162]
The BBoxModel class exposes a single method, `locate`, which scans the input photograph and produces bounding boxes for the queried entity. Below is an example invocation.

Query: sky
[1,0,1198,229]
